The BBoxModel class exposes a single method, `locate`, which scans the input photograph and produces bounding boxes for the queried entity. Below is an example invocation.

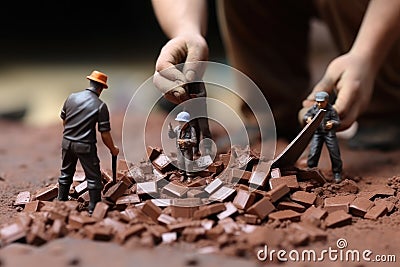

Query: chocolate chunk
[349,197,374,217]
[204,178,223,195]
[162,182,189,198]
[265,183,290,202]
[290,191,316,206]
[323,195,356,213]
[249,171,268,189]
[187,189,208,199]
[193,203,226,219]
[216,202,238,220]
[269,175,299,190]
[152,154,173,172]
[33,184,58,201]
[296,167,327,184]
[161,232,177,243]
[182,227,206,242]
[116,224,146,243]
[147,146,162,162]
[14,191,31,206]
[231,168,252,184]
[208,161,224,175]
[136,181,158,198]
[270,168,281,178]
[104,180,129,203]
[85,225,112,241]
[325,210,352,228]
[247,197,275,220]
[233,189,256,210]
[74,181,88,195]
[364,203,388,220]
[277,200,306,212]
[208,186,236,202]
[290,222,327,241]
[116,194,141,206]
[157,214,177,225]
[301,205,328,224]
[0,223,27,245]
[196,155,213,168]
[91,202,110,220]
[141,200,162,223]
[269,210,301,222]
[236,214,259,225]
[24,200,43,213]
[68,214,97,229]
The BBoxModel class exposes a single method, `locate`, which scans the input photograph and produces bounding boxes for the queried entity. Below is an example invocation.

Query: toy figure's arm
[304,106,316,124]
[326,109,340,130]
[101,132,119,156]
[189,127,197,146]
[168,124,177,139]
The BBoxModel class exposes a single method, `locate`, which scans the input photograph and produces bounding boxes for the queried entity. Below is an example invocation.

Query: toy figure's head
[315,91,329,109]
[86,70,109,89]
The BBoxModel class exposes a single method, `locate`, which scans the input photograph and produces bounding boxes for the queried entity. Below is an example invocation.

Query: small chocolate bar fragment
[233,189,256,210]
[204,178,223,195]
[162,182,189,198]
[33,184,58,201]
[104,181,129,203]
[268,210,301,222]
[14,191,31,206]
[141,200,163,223]
[290,191,316,206]
[208,186,236,202]
[91,202,110,220]
[325,210,352,228]
[265,184,290,203]
[349,197,374,217]
[247,197,275,220]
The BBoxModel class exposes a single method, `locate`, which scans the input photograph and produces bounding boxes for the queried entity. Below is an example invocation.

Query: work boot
[57,184,70,201]
[88,189,102,215]
[333,173,342,183]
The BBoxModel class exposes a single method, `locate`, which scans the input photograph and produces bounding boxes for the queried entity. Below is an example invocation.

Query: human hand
[301,53,376,130]
[111,146,119,156]
[153,34,209,104]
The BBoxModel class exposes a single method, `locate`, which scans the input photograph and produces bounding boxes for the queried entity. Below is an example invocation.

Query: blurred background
[0,0,336,126]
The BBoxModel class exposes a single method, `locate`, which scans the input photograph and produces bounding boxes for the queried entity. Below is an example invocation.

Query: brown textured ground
[0,111,400,267]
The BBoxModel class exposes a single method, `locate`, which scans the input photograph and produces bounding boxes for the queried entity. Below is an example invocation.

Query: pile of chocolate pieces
[0,112,397,258]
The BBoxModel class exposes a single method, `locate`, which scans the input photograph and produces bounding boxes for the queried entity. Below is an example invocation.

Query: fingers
[333,79,361,130]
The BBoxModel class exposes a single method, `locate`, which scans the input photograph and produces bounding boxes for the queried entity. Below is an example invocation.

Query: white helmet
[175,111,190,122]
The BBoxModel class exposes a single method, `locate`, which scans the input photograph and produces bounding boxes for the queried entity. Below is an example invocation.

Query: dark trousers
[177,148,194,175]
[59,138,103,190]
[307,132,342,173]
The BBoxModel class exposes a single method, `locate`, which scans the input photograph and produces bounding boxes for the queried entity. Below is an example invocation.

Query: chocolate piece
[290,191,316,206]
[236,214,259,225]
[249,171,268,189]
[182,227,206,242]
[196,155,213,168]
[217,202,237,220]
[91,202,109,220]
[24,200,43,213]
[116,224,146,243]
[157,214,177,225]
[208,186,236,202]
[170,206,199,219]
[102,218,128,234]
[162,182,189,198]
[374,199,395,213]
[116,194,141,206]
[325,210,352,228]
[265,183,290,202]
[161,232,177,243]
[85,225,112,241]
[233,189,256,210]
[140,162,153,175]
[204,178,223,195]
[290,222,327,241]
[272,109,325,168]
[219,153,232,167]
[104,180,129,203]
[26,221,48,245]
[277,201,306,212]
[364,203,388,220]
[68,214,97,229]
[152,154,173,172]
[172,198,202,207]
[136,181,158,198]
[150,199,172,207]
[0,223,26,245]
[147,146,162,162]
[231,168,252,184]
[193,203,226,219]
[247,197,275,220]
[14,191,31,206]
[141,200,162,223]
[186,178,207,188]
[323,195,356,213]
[270,168,281,178]
[33,184,58,201]
[218,217,240,234]
[167,220,202,232]
[50,219,68,238]
[187,189,208,199]
[74,181,88,195]
[208,161,224,174]
[301,205,328,223]
[269,175,299,190]
[269,210,301,221]
[349,197,374,217]
[77,191,90,203]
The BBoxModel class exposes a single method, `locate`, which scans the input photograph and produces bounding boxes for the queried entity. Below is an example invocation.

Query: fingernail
[185,70,196,82]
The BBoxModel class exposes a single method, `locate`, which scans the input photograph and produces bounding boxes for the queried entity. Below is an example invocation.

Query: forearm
[350,0,400,70]
[101,131,116,151]
[151,0,208,38]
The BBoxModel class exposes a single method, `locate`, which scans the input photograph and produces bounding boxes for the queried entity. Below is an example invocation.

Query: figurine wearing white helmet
[168,111,197,182]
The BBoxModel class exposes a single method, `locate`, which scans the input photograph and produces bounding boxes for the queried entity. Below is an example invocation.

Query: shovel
[112,155,117,184]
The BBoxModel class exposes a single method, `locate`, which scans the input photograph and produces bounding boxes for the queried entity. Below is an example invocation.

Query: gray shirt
[61,88,111,143]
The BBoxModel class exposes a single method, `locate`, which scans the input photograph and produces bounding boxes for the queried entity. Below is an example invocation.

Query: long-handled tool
[112,155,117,184]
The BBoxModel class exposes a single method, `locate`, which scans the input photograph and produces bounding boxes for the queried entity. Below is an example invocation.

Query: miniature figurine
[304,91,343,183]
[58,70,119,214]
[168,111,197,182]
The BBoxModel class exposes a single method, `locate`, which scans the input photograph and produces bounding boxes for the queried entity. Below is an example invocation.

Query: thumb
[303,75,336,108]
